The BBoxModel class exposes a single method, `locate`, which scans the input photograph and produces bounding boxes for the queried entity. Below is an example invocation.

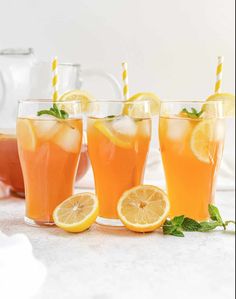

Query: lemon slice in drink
[117,185,170,233]
[190,119,218,164]
[53,193,99,233]
[94,119,133,149]
[206,93,235,117]
[17,119,36,151]
[59,90,93,113]
[123,92,161,118]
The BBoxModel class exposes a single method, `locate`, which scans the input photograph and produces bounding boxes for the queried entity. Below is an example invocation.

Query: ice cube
[167,119,191,140]
[34,120,60,140]
[112,116,137,136]
[54,124,81,153]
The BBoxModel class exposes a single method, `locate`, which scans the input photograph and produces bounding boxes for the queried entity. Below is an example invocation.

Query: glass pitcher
[0,48,121,128]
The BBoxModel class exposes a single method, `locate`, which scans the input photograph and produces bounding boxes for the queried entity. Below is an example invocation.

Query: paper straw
[52,57,59,102]
[215,56,224,93]
[122,62,129,100]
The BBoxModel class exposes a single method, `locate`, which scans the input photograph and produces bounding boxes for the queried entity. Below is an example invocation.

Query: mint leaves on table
[181,107,204,119]
[37,103,69,120]
[163,204,236,237]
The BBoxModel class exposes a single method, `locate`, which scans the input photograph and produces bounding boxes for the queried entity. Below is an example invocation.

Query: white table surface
[0,190,235,299]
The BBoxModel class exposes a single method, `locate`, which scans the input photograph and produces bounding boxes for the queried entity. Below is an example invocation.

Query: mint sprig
[181,107,204,119]
[163,204,235,237]
[37,104,69,120]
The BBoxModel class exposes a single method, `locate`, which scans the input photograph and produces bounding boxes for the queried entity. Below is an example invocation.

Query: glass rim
[160,100,224,105]
[88,99,151,104]
[32,61,81,68]
[18,99,82,104]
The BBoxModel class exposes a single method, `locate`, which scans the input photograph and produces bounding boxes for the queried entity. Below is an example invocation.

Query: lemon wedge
[16,119,36,151]
[206,93,235,117]
[117,185,170,233]
[94,120,133,149]
[123,92,161,118]
[59,90,93,113]
[53,193,99,233]
[190,119,222,164]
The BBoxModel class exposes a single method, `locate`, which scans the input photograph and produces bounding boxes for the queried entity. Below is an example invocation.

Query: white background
[0,0,235,98]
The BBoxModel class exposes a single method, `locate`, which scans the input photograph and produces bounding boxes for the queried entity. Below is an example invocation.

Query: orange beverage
[159,101,225,220]
[0,131,24,196]
[0,131,89,198]
[87,100,152,226]
[17,100,83,226]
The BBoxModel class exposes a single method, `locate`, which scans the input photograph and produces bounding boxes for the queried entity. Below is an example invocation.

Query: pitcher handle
[0,68,6,111]
[81,68,122,99]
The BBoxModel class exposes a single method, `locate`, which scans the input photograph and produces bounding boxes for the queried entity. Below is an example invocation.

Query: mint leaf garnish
[163,220,177,235]
[171,230,185,237]
[208,204,223,223]
[162,204,235,237]
[163,216,185,237]
[198,221,221,232]
[181,108,204,119]
[37,103,69,120]
[182,218,201,232]
[172,215,185,226]
[163,221,184,237]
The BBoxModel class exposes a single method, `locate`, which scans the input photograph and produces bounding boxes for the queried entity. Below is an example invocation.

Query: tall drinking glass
[17,100,83,226]
[87,100,152,226]
[159,101,225,220]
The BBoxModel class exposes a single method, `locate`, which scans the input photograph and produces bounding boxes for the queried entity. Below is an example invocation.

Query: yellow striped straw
[215,56,224,93]
[122,62,129,100]
[52,57,59,102]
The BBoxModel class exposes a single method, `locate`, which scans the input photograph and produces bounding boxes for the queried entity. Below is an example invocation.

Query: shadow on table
[31,222,163,239]
[0,218,25,234]
[93,223,163,238]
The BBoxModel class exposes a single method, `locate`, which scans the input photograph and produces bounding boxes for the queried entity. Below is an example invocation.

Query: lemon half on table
[123,92,161,118]
[59,90,93,114]
[206,93,235,117]
[117,185,170,233]
[53,193,99,233]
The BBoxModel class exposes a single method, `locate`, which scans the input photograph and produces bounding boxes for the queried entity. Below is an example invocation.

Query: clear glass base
[24,216,55,227]
[96,216,124,228]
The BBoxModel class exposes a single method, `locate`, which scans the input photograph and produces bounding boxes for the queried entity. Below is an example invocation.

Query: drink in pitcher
[0,130,24,196]
[159,101,225,220]
[17,100,82,226]
[87,100,151,226]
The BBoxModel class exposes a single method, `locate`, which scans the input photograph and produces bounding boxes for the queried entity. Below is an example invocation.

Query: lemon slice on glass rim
[58,90,94,114]
[206,93,235,117]
[117,185,170,233]
[53,193,99,233]
[123,92,161,118]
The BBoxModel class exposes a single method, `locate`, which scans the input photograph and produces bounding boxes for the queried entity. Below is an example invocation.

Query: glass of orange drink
[16,100,83,226]
[159,101,225,220]
[87,100,152,226]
